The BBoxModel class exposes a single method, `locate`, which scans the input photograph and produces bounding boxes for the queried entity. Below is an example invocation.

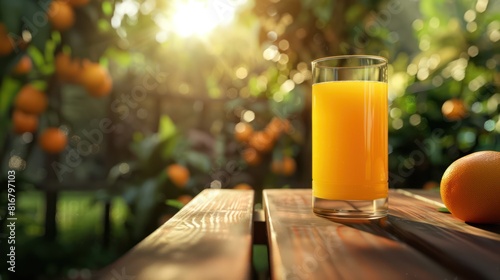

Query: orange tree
[0,0,117,278]
[387,0,500,188]
[96,0,395,244]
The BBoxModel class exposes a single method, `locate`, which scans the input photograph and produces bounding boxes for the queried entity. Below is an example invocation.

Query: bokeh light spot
[241,110,255,122]
[412,19,423,31]
[409,114,421,126]
[235,67,248,79]
[464,10,476,22]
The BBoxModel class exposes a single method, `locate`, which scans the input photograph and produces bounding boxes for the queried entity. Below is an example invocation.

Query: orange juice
[312,80,388,200]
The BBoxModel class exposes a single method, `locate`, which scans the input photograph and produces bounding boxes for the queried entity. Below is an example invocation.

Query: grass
[4,190,130,279]
[17,190,128,240]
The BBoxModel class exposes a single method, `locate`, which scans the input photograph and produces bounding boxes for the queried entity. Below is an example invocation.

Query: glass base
[313,196,388,222]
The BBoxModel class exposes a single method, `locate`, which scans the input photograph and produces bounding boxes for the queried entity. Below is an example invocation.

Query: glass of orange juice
[311,55,388,221]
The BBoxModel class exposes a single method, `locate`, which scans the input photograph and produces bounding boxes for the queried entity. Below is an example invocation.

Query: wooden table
[97,189,255,280]
[98,188,500,279]
[264,189,500,279]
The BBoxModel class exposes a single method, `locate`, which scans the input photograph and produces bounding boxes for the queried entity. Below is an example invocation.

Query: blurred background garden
[0,0,499,279]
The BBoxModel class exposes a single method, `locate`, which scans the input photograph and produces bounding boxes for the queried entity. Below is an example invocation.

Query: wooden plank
[263,189,453,280]
[389,190,500,279]
[395,188,444,207]
[97,189,254,280]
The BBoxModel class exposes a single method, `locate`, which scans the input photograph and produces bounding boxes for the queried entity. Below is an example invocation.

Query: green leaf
[158,115,177,141]
[185,151,212,173]
[98,19,111,32]
[102,1,114,16]
[438,207,450,213]
[52,31,61,45]
[30,80,47,91]
[165,199,184,209]
[0,76,21,146]
[130,134,161,162]
[28,46,45,69]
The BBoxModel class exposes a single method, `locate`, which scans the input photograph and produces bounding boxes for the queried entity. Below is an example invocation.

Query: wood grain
[390,189,500,279]
[97,189,254,280]
[263,189,453,280]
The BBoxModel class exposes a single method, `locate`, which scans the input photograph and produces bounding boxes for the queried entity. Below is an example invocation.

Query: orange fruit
[12,55,32,75]
[166,164,190,188]
[440,151,500,224]
[249,131,274,153]
[234,122,253,143]
[442,98,467,121]
[48,1,75,31]
[89,74,113,97]
[242,147,261,166]
[265,117,291,140]
[12,110,38,134]
[39,127,68,154]
[0,23,14,56]
[55,53,81,82]
[177,195,193,206]
[233,183,253,190]
[79,62,112,97]
[271,156,296,176]
[15,85,48,115]
[68,0,90,7]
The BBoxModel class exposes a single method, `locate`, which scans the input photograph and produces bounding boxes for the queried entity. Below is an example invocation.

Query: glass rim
[312,55,388,69]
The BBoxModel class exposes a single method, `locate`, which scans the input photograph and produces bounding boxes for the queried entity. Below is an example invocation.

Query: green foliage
[388,0,500,187]
[1,0,499,278]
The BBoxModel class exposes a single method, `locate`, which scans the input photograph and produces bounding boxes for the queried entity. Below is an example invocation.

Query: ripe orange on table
[440,151,500,224]
[234,122,253,143]
[15,85,48,115]
[13,55,32,75]
[271,156,296,176]
[166,164,190,189]
[12,110,38,134]
[442,98,467,121]
[39,128,68,154]
[48,1,75,31]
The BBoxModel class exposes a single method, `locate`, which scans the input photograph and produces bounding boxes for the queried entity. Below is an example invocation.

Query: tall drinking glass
[311,55,388,221]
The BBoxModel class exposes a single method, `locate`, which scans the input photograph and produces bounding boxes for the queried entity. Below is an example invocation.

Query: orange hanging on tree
[249,131,274,153]
[233,183,253,190]
[166,164,190,189]
[79,61,113,97]
[0,23,14,56]
[15,85,48,115]
[39,128,68,154]
[271,156,296,176]
[48,1,75,31]
[242,147,261,166]
[234,122,253,143]
[12,55,32,75]
[12,110,38,134]
[442,98,467,121]
[55,52,82,83]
